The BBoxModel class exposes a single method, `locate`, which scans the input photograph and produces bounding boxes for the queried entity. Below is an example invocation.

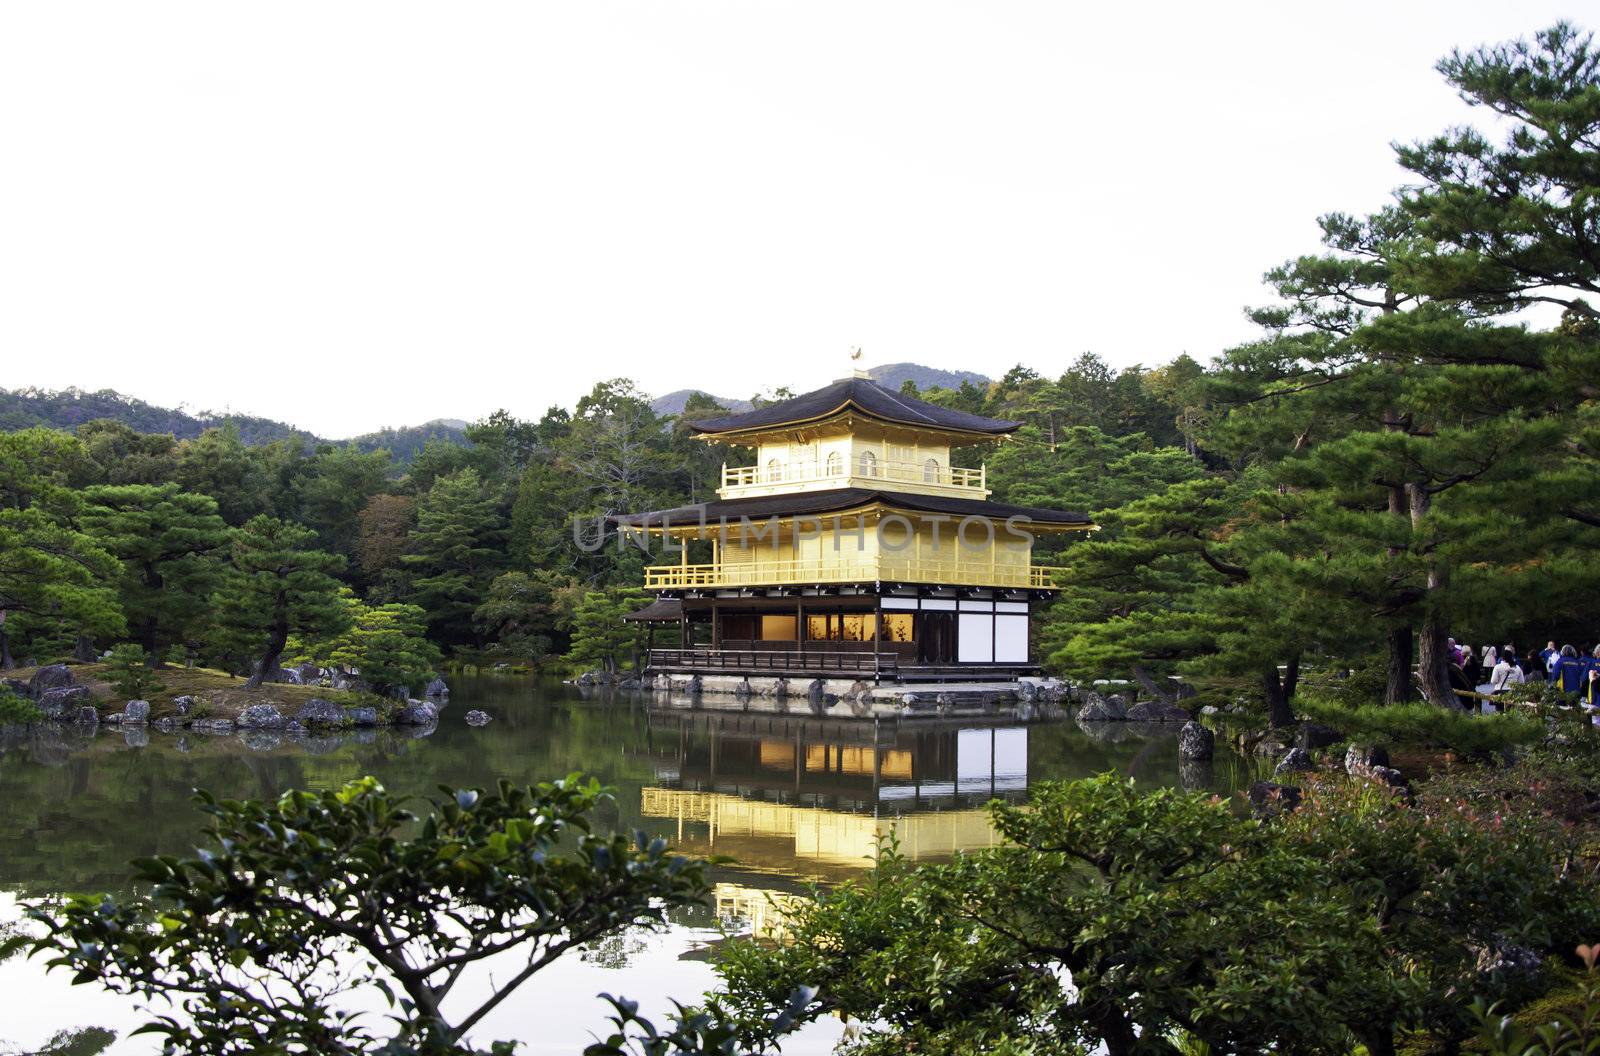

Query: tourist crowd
[1447,639,1600,706]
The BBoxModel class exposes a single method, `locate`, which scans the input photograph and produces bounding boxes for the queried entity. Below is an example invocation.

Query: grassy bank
[5,661,380,722]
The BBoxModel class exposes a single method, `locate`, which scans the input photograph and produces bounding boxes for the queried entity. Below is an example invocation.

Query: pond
[0,677,1254,1055]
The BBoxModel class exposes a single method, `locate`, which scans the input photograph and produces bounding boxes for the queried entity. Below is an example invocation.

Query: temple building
[612,373,1092,681]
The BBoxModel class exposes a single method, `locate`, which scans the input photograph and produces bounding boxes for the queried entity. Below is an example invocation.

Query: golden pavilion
[611,372,1092,680]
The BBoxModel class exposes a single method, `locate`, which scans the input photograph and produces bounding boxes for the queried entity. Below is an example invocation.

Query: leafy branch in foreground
[9,775,800,1055]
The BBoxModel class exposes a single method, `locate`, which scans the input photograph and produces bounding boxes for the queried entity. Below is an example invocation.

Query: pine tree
[214,516,351,687]
[400,469,506,646]
[566,588,647,674]
[82,483,229,660]
[0,430,124,667]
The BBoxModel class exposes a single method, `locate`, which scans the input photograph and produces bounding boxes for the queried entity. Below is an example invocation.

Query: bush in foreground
[7,775,806,1056]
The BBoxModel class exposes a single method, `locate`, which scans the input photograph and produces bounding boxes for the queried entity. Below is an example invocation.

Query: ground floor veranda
[628,585,1048,682]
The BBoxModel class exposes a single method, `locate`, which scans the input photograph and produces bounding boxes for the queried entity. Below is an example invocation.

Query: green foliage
[0,430,125,661]
[1295,695,1544,755]
[716,773,1600,1056]
[566,588,648,673]
[0,683,42,725]
[315,594,443,696]
[15,775,723,1055]
[473,571,579,664]
[104,644,165,699]
[82,483,229,656]
[1476,952,1600,1056]
[401,468,507,646]
[212,515,351,684]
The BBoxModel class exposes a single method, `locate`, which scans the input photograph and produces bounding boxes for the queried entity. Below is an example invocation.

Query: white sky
[0,2,1586,438]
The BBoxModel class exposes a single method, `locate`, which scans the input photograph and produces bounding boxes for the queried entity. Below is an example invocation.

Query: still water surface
[0,677,1250,1054]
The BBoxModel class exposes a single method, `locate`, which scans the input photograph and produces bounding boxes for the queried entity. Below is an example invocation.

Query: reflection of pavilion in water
[638,710,1029,881]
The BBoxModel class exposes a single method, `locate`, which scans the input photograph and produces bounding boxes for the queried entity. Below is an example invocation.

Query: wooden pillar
[872,595,882,680]
[796,598,805,657]
[711,601,721,649]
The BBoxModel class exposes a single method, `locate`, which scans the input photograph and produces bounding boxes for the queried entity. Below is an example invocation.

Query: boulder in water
[1178,721,1214,761]
[464,709,492,726]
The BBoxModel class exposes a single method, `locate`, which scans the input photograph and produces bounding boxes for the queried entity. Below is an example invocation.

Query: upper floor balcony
[719,455,988,499]
[643,555,1064,591]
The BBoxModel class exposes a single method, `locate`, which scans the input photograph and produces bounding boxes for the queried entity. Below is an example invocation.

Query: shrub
[104,644,165,700]
[0,684,42,725]
[1295,695,1543,756]
[7,776,792,1056]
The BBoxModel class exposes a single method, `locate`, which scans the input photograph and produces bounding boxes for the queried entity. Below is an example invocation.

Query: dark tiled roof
[686,377,1019,436]
[622,597,684,621]
[609,487,1090,528]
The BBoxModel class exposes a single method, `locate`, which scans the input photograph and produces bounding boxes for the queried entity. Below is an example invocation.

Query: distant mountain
[866,363,991,392]
[649,390,753,417]
[0,386,466,463]
[0,386,312,446]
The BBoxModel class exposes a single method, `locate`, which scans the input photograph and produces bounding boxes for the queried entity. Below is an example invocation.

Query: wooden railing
[643,558,1066,590]
[721,459,986,493]
[648,648,899,674]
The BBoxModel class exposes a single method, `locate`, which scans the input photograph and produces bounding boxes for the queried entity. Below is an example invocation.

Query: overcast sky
[0,2,1585,438]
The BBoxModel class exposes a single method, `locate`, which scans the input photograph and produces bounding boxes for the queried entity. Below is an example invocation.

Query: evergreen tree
[214,516,351,687]
[473,570,580,664]
[566,588,648,674]
[0,430,124,667]
[320,596,442,696]
[82,483,228,660]
[400,468,506,646]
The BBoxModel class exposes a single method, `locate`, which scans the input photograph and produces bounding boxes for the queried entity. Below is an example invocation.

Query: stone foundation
[643,672,1067,721]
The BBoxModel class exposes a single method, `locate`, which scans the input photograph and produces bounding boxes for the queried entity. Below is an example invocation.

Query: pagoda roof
[609,487,1091,529]
[685,376,1019,438]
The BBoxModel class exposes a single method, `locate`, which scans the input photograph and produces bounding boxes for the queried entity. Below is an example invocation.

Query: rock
[1343,743,1390,775]
[294,698,346,728]
[27,664,75,699]
[1076,693,1127,723]
[172,695,196,716]
[772,677,790,700]
[191,718,235,734]
[123,726,149,748]
[1126,699,1190,722]
[618,677,640,691]
[424,677,450,700]
[3,678,30,699]
[36,685,91,719]
[1297,721,1343,750]
[1248,780,1303,817]
[394,701,438,725]
[1368,765,1412,796]
[1240,727,1295,759]
[734,678,753,700]
[685,674,702,697]
[122,700,150,725]
[1475,941,1543,988]
[1200,704,1220,717]
[75,705,99,725]
[152,717,180,732]
[343,706,379,727]
[1178,721,1215,761]
[576,671,597,686]
[294,663,325,684]
[236,704,286,729]
[464,709,492,726]
[1275,747,1313,774]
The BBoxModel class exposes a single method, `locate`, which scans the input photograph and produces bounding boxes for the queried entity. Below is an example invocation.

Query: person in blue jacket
[1552,645,1586,694]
